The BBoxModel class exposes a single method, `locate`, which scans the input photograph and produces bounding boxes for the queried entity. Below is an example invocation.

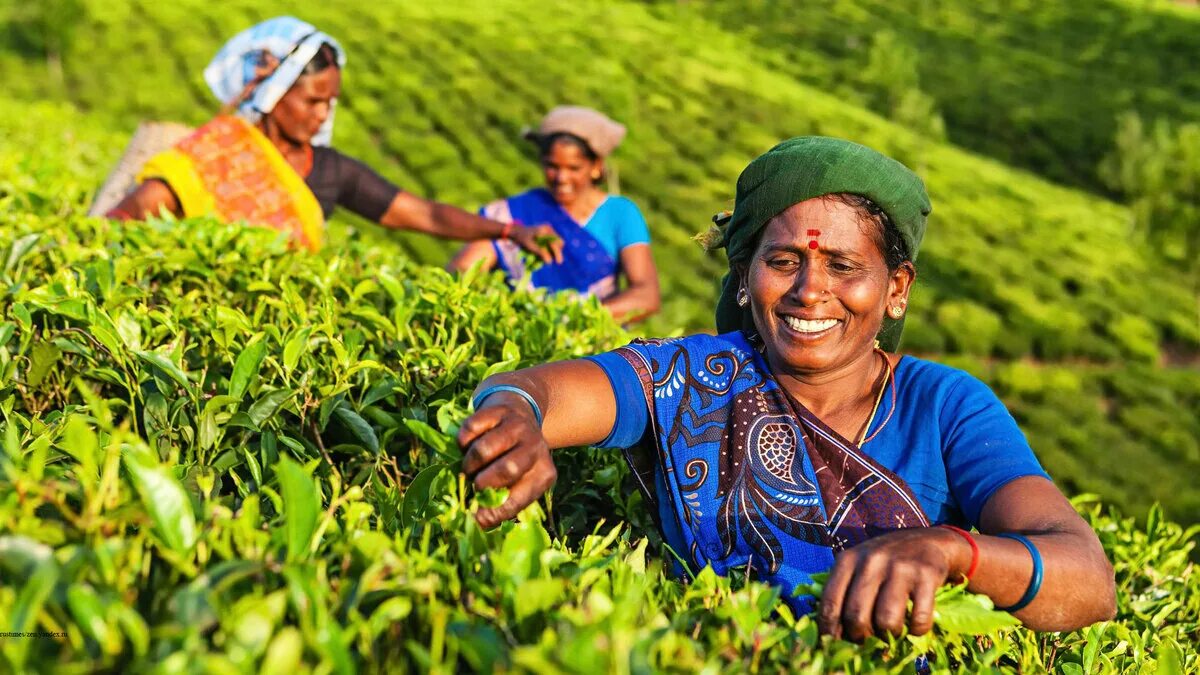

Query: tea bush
[2,99,1199,674]
[656,0,1200,195]
[1100,112,1200,267]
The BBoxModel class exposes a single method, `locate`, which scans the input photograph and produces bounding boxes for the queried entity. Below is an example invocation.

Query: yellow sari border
[136,116,324,251]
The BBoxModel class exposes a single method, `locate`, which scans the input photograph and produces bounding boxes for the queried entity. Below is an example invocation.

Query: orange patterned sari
[137,115,324,251]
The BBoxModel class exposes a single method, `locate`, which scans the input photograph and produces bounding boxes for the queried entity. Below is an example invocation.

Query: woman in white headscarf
[109,16,561,259]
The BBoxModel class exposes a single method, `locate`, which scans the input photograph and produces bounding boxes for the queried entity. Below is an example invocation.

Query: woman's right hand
[458,392,558,528]
[509,224,565,264]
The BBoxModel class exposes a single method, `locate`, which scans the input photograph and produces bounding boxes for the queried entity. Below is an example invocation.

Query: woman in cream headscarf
[449,106,660,324]
[109,16,561,260]
[454,136,1116,639]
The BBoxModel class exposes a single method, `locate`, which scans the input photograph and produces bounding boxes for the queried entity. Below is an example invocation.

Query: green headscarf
[709,136,931,352]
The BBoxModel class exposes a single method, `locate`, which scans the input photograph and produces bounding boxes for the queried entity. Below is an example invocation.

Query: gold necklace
[857,349,897,445]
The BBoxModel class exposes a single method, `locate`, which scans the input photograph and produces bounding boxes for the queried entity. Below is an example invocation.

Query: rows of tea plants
[656,0,1200,194]
[2,0,1196,360]
[5,0,1200,523]
[2,105,1198,672]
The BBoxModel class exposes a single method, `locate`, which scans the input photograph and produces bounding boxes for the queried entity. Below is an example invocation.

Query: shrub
[1099,111,1200,273]
[934,300,1002,356]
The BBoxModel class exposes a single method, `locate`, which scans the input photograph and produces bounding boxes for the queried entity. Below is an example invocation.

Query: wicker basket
[88,121,194,217]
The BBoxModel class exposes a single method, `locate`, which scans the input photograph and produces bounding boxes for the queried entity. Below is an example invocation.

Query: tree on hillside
[860,30,946,142]
[1100,112,1200,283]
[0,0,85,84]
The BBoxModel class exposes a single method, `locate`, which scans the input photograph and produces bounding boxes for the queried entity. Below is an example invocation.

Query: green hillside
[2,0,1197,523]
[652,0,1200,194]
[4,0,1195,521]
[3,0,1197,352]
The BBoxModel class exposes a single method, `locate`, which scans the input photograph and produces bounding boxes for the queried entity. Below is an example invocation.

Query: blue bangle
[994,533,1043,613]
[472,385,543,427]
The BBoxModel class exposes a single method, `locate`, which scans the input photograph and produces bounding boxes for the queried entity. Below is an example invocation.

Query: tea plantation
[4,0,1197,524]
[2,0,1199,671]
[2,98,1197,673]
[653,0,1200,194]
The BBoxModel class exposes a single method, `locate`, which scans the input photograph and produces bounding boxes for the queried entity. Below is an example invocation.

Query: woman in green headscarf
[454,137,1116,638]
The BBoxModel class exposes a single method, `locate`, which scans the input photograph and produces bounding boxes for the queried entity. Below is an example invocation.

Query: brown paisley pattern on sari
[614,334,928,577]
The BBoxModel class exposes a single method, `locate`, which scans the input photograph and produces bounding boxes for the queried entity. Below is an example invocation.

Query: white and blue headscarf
[203,17,345,146]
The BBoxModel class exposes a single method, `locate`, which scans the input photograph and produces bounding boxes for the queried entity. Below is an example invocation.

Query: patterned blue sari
[601,332,930,613]
[482,188,618,298]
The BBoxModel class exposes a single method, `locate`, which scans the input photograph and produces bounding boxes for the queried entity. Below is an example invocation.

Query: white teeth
[783,316,838,333]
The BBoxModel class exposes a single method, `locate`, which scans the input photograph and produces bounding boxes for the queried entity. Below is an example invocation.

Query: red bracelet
[938,524,980,581]
[500,221,515,239]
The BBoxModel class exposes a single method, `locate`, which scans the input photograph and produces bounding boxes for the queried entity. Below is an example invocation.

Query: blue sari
[589,332,931,613]
[483,188,618,298]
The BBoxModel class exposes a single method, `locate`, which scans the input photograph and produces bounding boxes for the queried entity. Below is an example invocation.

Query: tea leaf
[8,558,59,633]
[67,585,116,653]
[229,337,267,401]
[0,535,53,579]
[27,340,60,387]
[248,388,293,429]
[401,462,449,528]
[933,589,1021,635]
[332,403,380,454]
[134,349,190,390]
[4,233,39,274]
[282,327,313,376]
[277,457,320,561]
[261,627,305,674]
[403,418,460,462]
[122,447,198,554]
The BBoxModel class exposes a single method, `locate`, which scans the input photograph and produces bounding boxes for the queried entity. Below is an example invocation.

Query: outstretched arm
[817,477,1115,641]
[379,192,563,264]
[602,243,660,324]
[456,359,617,527]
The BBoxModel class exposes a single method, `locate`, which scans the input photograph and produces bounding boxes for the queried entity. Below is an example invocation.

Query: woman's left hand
[817,526,970,641]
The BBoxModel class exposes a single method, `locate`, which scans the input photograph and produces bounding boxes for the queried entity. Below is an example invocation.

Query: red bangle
[938,524,980,581]
[500,221,515,239]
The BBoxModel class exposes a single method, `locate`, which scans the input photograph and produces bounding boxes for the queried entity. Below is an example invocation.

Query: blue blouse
[589,341,1048,527]
[481,189,650,298]
[584,333,1049,609]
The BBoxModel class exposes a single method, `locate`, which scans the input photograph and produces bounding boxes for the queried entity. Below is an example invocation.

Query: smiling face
[268,66,341,146]
[742,196,914,378]
[541,138,603,207]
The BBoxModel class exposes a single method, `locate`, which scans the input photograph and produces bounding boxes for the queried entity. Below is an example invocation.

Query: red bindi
[806,228,820,249]
[808,240,819,249]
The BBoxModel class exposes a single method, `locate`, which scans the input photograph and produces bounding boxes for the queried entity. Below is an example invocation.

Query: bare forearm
[381,193,505,239]
[425,202,506,239]
[965,478,1117,630]
[962,527,1115,631]
[460,360,614,527]
[108,179,181,220]
[606,244,660,324]
[472,360,616,449]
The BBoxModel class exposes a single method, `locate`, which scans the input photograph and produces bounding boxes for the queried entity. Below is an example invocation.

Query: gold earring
[890,306,904,319]
[737,288,749,307]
